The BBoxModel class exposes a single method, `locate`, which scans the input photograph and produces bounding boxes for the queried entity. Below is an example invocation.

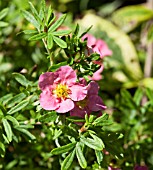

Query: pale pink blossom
[89,65,104,81]
[70,79,106,118]
[108,166,121,170]
[39,66,87,113]
[82,33,112,58]
[82,34,112,81]
[134,165,148,170]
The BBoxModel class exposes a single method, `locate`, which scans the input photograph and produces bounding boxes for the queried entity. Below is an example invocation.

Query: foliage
[0,0,153,170]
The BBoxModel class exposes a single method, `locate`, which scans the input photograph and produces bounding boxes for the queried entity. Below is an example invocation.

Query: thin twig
[144,0,153,78]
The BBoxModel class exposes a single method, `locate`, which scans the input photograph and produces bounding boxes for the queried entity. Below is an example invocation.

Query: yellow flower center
[53,84,70,99]
[76,98,88,109]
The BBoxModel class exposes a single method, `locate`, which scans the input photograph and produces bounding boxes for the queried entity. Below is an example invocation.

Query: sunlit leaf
[80,135,104,151]
[48,14,67,32]
[61,149,75,170]
[51,142,76,155]
[6,93,27,108]
[52,30,71,36]
[29,32,47,41]
[7,100,29,115]
[112,5,153,32]
[95,150,103,165]
[53,36,67,48]
[22,30,37,35]
[14,127,36,141]
[133,87,143,105]
[0,21,9,27]
[5,115,19,126]
[22,10,40,30]
[76,142,87,169]
[0,8,9,20]
[2,118,13,142]
[39,111,58,123]
[13,73,31,87]
[47,33,53,49]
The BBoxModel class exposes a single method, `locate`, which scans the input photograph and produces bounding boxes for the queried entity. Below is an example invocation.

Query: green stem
[42,38,54,66]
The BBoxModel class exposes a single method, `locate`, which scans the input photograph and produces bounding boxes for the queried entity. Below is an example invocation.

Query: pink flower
[39,66,87,113]
[70,80,106,118]
[134,165,148,170]
[108,166,121,170]
[89,65,104,81]
[82,34,112,58]
[82,34,112,81]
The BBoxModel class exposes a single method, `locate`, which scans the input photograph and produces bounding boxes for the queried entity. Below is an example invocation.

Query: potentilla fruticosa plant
[20,0,123,169]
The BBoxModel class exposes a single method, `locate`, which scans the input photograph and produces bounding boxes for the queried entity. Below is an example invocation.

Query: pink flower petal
[87,81,99,96]
[82,34,97,47]
[90,65,104,81]
[88,95,106,111]
[40,89,60,110]
[39,72,56,90]
[69,84,87,101]
[96,39,112,57]
[70,105,88,118]
[56,99,74,113]
[55,66,77,86]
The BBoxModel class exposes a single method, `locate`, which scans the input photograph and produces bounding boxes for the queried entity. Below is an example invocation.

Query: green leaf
[76,142,87,169]
[52,30,71,36]
[47,33,53,49]
[93,120,113,126]
[133,88,143,105]
[0,141,5,157]
[53,36,67,48]
[2,118,13,142]
[14,127,36,141]
[49,61,67,72]
[6,93,27,108]
[0,8,9,20]
[73,24,79,37]
[39,111,58,123]
[2,134,9,144]
[13,73,31,87]
[61,149,75,170]
[121,89,136,108]
[93,113,109,125]
[48,14,67,32]
[22,30,38,34]
[22,10,40,30]
[7,100,29,115]
[29,32,47,41]
[66,116,85,123]
[112,5,153,32]
[28,2,42,25]
[39,0,46,20]
[46,5,53,25]
[5,115,19,126]
[0,21,9,27]
[95,150,103,165]
[146,88,153,102]
[80,135,104,151]
[51,142,76,155]
[79,25,92,38]
[90,133,105,149]
[0,93,13,106]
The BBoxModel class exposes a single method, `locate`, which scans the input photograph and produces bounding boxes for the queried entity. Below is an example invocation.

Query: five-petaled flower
[39,66,87,113]
[70,78,106,118]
